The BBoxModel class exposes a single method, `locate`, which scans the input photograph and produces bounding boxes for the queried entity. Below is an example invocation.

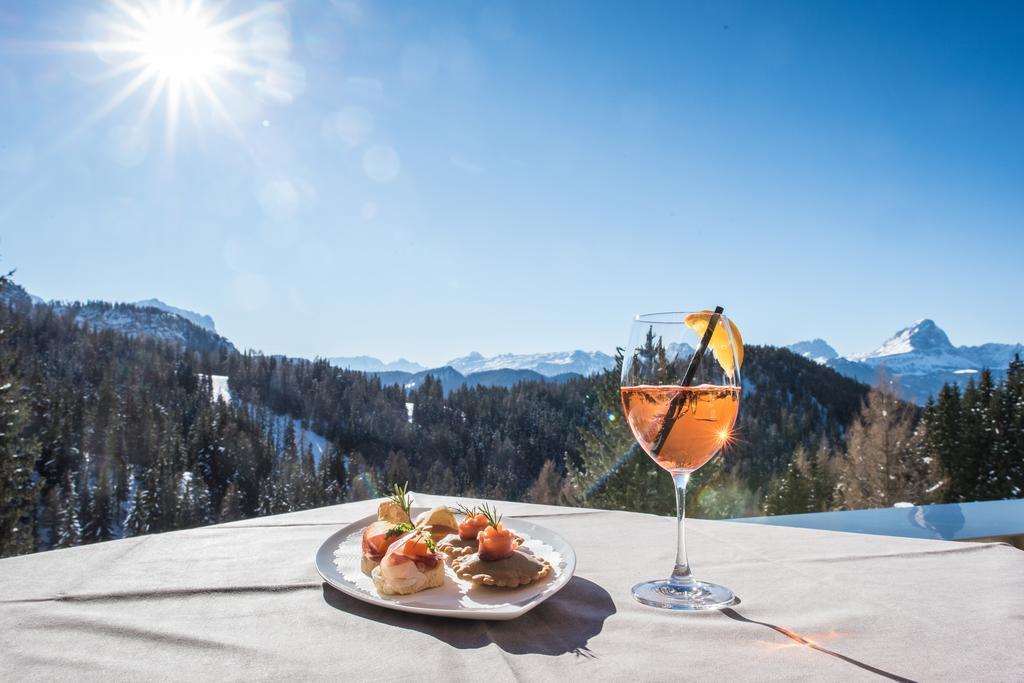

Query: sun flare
[85,0,270,146]
[134,4,228,81]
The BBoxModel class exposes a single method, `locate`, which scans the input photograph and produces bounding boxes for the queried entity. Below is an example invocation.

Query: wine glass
[620,309,742,610]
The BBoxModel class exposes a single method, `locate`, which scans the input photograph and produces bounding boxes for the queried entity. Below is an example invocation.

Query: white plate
[315,507,577,621]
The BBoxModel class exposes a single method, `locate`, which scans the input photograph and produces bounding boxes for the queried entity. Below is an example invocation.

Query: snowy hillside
[0,280,232,353]
[53,301,236,353]
[200,374,329,466]
[135,298,217,333]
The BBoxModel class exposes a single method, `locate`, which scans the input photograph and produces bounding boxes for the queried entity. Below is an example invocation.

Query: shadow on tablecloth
[719,608,917,683]
[322,576,615,657]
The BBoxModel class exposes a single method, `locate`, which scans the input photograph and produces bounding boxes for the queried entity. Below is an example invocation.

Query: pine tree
[298,444,320,509]
[272,420,299,512]
[318,445,347,505]
[0,328,38,557]
[40,485,62,549]
[765,446,815,515]
[83,460,116,543]
[123,477,151,537]
[566,351,675,514]
[963,372,998,499]
[1002,355,1024,497]
[175,472,212,529]
[56,475,82,548]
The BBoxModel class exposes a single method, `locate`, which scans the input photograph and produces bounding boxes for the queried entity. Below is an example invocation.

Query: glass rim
[633,310,730,324]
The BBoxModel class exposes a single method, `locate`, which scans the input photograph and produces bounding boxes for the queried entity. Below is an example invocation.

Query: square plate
[315,507,576,620]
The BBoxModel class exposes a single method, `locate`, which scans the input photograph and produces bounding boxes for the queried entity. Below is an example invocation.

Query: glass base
[631,579,737,611]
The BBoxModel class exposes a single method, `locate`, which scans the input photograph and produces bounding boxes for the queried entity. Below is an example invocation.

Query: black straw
[681,306,724,387]
[651,306,724,456]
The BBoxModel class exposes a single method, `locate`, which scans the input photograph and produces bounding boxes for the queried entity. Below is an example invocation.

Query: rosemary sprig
[478,502,503,529]
[453,502,479,517]
[388,481,412,516]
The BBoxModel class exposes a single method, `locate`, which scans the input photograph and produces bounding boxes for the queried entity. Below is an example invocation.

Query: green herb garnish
[478,502,503,529]
[384,522,413,539]
[388,481,412,516]
[421,533,437,553]
[453,502,478,517]
[383,524,436,553]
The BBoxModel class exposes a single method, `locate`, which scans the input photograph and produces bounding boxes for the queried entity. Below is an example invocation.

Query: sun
[133,3,228,82]
[86,0,270,146]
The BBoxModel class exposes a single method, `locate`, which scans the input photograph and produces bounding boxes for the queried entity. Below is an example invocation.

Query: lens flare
[66,1,275,147]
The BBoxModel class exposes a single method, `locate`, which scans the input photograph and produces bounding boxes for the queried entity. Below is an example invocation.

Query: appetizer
[371,528,446,595]
[360,483,415,574]
[361,521,412,575]
[451,504,552,588]
[438,503,525,563]
[377,482,413,525]
[414,505,459,542]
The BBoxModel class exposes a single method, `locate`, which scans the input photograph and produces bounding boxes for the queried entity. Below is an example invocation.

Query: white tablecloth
[2,494,1022,681]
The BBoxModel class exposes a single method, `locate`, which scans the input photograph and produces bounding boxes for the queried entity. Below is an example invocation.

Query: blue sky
[1,0,1021,366]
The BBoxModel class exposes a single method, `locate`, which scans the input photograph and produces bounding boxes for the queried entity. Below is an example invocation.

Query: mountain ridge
[327,356,427,373]
[446,349,614,377]
[789,319,1022,404]
[1,280,235,354]
[371,365,581,395]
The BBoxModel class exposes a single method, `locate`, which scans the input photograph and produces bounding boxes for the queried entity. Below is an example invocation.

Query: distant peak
[852,318,953,360]
[445,349,615,377]
[786,338,838,363]
[134,298,217,333]
[893,319,951,348]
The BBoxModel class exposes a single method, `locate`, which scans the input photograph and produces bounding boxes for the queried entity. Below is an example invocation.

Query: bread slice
[371,560,445,595]
[361,554,380,576]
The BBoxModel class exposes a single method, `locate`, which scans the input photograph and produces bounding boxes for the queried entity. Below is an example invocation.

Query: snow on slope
[846,319,1002,375]
[207,375,231,403]
[850,319,954,361]
[200,374,329,465]
[446,350,614,377]
[281,416,329,466]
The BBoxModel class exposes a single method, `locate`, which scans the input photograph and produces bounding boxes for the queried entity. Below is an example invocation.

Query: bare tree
[834,377,940,509]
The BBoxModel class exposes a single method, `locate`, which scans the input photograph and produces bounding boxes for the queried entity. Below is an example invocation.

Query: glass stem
[669,471,695,589]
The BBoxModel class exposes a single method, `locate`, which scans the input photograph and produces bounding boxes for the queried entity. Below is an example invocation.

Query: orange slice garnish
[683,311,744,378]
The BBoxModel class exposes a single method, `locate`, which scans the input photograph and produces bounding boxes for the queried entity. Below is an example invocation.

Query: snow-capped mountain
[846,318,1022,376]
[135,298,217,333]
[53,301,236,353]
[445,350,615,377]
[791,319,1022,404]
[786,339,838,364]
[327,356,426,373]
[372,366,581,395]
[0,280,234,353]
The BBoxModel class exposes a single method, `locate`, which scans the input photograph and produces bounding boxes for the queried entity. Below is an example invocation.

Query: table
[2,494,1022,680]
